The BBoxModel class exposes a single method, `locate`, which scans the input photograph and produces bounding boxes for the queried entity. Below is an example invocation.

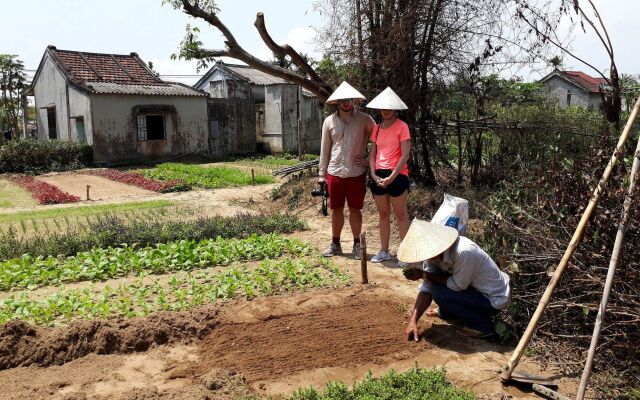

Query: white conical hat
[366,87,408,110]
[326,81,366,104]
[397,219,459,263]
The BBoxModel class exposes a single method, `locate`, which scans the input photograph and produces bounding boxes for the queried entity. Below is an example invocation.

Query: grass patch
[225,154,319,170]
[0,254,348,325]
[0,200,175,224]
[286,368,474,400]
[0,213,306,261]
[0,179,37,208]
[136,163,274,188]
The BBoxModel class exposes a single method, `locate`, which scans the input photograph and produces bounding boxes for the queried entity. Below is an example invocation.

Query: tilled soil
[192,293,414,382]
[0,306,219,370]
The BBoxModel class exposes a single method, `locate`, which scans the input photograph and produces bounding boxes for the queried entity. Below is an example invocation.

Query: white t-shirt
[419,236,511,309]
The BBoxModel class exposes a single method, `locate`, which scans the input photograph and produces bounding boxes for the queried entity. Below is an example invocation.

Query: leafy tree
[0,55,26,137]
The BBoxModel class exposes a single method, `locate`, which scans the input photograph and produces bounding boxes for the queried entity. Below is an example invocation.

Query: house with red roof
[539,69,610,110]
[25,46,209,163]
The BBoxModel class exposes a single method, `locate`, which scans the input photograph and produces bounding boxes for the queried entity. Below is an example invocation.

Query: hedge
[0,140,93,173]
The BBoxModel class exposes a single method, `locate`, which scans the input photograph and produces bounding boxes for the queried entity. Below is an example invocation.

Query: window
[137,114,165,141]
[47,107,57,139]
[566,90,572,107]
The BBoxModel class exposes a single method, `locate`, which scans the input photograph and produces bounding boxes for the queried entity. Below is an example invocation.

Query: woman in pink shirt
[367,87,411,266]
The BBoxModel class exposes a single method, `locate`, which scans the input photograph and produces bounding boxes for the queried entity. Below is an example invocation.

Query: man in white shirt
[398,220,511,340]
[318,82,375,259]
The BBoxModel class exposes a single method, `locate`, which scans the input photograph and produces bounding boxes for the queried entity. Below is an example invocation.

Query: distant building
[539,69,609,110]
[194,61,322,154]
[25,46,208,163]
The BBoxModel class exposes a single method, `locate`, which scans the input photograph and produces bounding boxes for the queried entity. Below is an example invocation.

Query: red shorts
[326,173,366,210]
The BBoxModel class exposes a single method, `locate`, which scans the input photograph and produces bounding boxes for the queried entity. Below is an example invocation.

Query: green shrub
[287,368,474,400]
[0,140,93,173]
[0,213,305,260]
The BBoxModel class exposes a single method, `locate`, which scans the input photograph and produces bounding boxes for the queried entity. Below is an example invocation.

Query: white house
[26,46,209,163]
[539,69,609,110]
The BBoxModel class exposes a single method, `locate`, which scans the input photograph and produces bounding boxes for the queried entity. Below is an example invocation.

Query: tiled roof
[33,46,206,97]
[50,47,161,85]
[563,71,608,93]
[225,64,291,86]
[87,82,206,96]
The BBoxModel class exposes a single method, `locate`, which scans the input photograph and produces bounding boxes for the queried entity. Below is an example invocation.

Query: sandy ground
[1,170,277,219]
[0,174,588,400]
[36,171,157,202]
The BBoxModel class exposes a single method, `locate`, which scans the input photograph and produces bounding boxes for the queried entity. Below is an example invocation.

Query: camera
[311,181,329,216]
[311,181,328,197]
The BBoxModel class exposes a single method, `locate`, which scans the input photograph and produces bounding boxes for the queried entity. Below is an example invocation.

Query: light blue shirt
[419,237,511,309]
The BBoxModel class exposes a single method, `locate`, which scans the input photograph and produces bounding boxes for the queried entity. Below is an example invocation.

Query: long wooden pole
[360,232,368,284]
[501,95,640,382]
[575,128,640,399]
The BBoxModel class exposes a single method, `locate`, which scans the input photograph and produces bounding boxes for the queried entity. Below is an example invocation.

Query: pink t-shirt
[371,119,411,175]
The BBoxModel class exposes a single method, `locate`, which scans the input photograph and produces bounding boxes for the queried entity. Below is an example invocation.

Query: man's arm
[405,291,432,342]
[424,271,449,286]
[318,119,331,182]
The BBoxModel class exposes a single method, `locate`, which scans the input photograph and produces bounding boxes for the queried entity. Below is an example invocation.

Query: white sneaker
[371,250,391,263]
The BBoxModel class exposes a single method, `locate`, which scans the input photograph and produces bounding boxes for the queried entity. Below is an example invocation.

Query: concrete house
[539,69,609,110]
[194,61,322,154]
[26,46,208,163]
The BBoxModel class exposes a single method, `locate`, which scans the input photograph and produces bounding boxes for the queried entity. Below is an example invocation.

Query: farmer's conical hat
[326,81,366,104]
[366,87,408,110]
[397,219,459,263]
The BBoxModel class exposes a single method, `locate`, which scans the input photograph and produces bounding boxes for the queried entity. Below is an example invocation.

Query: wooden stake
[501,95,640,382]
[360,232,368,284]
[86,185,91,201]
[251,169,256,185]
[576,123,640,399]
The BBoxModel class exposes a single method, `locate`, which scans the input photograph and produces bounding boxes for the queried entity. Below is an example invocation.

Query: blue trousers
[430,283,499,334]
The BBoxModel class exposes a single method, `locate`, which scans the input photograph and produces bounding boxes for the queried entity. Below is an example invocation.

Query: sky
[2,0,323,85]
[2,0,639,86]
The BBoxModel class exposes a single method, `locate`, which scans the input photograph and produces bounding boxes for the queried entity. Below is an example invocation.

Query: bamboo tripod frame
[575,112,640,399]
[500,96,640,383]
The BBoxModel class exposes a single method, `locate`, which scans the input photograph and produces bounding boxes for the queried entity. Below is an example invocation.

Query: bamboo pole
[500,95,640,382]
[575,128,640,399]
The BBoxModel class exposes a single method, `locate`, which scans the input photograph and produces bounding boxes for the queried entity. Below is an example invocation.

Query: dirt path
[36,171,158,201]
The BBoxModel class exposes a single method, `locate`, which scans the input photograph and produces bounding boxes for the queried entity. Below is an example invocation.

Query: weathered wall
[543,76,593,108]
[91,94,208,163]
[33,54,70,140]
[261,85,284,153]
[257,85,322,154]
[68,86,93,144]
[280,84,298,153]
[207,98,256,155]
[300,94,322,153]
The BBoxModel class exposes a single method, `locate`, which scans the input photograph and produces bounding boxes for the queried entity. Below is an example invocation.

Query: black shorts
[369,169,409,197]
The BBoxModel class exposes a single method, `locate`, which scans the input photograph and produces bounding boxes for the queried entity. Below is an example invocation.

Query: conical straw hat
[366,87,408,110]
[397,219,459,263]
[326,81,366,104]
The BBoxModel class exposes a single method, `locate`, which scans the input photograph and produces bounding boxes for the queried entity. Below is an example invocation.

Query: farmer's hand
[405,321,420,342]
[317,176,326,184]
[354,154,368,167]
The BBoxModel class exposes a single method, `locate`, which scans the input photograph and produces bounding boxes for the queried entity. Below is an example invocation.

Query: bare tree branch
[254,13,328,89]
[177,0,332,100]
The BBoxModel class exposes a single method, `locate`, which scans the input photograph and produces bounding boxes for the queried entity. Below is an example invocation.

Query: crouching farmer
[399,220,511,340]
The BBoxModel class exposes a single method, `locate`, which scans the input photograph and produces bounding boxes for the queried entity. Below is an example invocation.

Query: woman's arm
[369,142,382,185]
[381,139,411,185]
